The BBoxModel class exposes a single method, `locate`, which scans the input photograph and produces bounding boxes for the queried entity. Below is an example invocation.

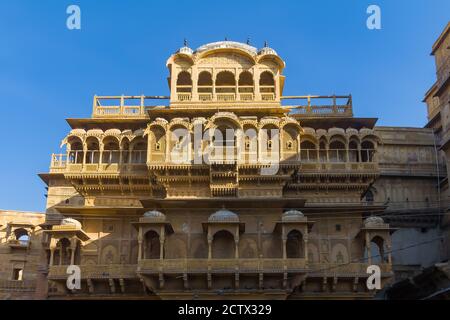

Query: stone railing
[49,151,148,174]
[92,95,169,118]
[0,279,36,291]
[138,258,306,273]
[48,265,137,279]
[284,95,353,118]
[47,261,391,279]
[308,263,392,276]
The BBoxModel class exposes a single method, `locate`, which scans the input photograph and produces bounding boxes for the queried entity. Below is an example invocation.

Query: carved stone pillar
[99,144,104,166]
[304,237,309,263]
[207,234,212,260]
[82,144,87,166]
[70,238,77,265]
[138,228,143,261]
[365,232,371,265]
[254,69,261,101]
[49,248,55,267]
[160,226,165,260]
[192,67,199,101]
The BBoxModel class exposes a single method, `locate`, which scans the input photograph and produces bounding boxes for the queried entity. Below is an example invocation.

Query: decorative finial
[264,40,268,47]
[246,37,251,45]
[225,36,228,41]
[184,38,188,47]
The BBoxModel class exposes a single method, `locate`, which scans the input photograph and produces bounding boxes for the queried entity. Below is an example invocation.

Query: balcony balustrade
[50,148,377,172]
[47,261,391,280]
[7,239,31,249]
[138,258,306,274]
[0,279,36,291]
[90,94,355,118]
[308,263,392,276]
[48,264,138,280]
[50,150,147,173]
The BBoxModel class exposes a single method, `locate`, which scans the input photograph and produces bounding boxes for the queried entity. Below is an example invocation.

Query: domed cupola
[176,39,193,55]
[61,218,82,229]
[282,210,305,222]
[143,210,167,222]
[258,41,278,56]
[363,215,385,228]
[208,208,239,223]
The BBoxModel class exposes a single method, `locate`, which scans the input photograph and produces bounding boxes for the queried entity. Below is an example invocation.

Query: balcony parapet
[0,279,36,291]
[138,258,307,274]
[308,263,392,277]
[7,239,31,249]
[48,264,138,280]
[46,261,392,279]
[92,95,169,118]
[283,95,353,118]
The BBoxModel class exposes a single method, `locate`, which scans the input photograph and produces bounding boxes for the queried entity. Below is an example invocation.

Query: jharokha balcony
[47,261,391,278]
[49,148,377,173]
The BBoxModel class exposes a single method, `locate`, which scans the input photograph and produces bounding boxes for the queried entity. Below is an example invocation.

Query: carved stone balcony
[138,258,307,274]
[308,263,392,277]
[7,239,31,250]
[49,152,147,174]
[48,264,138,280]
[0,279,36,292]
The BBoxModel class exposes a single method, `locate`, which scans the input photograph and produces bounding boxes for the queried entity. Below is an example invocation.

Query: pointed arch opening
[286,230,304,258]
[212,230,235,259]
[144,230,161,259]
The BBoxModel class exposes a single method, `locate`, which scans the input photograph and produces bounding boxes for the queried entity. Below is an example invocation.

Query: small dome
[282,210,305,221]
[195,41,258,55]
[143,210,166,221]
[176,39,193,55]
[258,42,278,56]
[61,218,82,229]
[176,46,193,55]
[208,208,239,222]
[364,216,385,227]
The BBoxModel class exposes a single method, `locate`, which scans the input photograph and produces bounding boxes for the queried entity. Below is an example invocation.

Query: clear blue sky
[0,0,449,212]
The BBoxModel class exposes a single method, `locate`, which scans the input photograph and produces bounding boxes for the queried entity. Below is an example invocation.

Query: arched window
[215,71,236,94]
[300,140,317,162]
[85,137,100,164]
[286,230,304,258]
[102,137,120,164]
[365,190,374,205]
[212,230,235,259]
[14,228,30,246]
[68,137,84,164]
[364,236,387,264]
[361,141,375,162]
[130,137,147,164]
[349,140,359,162]
[54,238,71,266]
[197,71,213,94]
[329,139,346,162]
[259,71,275,95]
[144,231,161,259]
[238,71,254,94]
[176,71,192,92]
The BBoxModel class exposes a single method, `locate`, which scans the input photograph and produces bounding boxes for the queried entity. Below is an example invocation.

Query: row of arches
[49,238,81,266]
[176,70,275,95]
[142,231,389,263]
[66,136,147,165]
[142,229,306,260]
